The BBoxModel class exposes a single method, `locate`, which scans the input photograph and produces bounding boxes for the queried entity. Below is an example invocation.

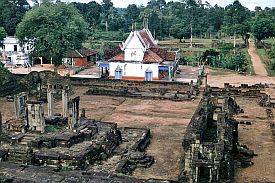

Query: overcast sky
[62,0,275,10]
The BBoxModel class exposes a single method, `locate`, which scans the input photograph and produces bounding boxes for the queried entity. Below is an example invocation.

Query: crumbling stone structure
[31,120,121,170]
[210,83,267,98]
[6,92,29,133]
[181,94,240,183]
[26,101,45,133]
[0,112,2,135]
[14,92,28,119]
[6,119,26,133]
[0,162,174,183]
[259,95,275,108]
[47,78,70,117]
[68,96,80,129]
[83,79,198,101]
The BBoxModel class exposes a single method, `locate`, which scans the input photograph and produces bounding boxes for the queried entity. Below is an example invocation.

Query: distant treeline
[0,0,275,43]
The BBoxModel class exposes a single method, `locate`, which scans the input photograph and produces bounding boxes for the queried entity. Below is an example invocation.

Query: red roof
[112,53,125,61]
[66,47,97,58]
[151,48,168,60]
[143,50,163,63]
[165,52,177,61]
[138,30,156,48]
[151,48,177,61]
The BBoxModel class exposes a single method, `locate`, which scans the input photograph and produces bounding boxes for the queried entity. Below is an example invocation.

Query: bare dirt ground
[248,41,268,76]
[1,64,275,181]
[234,97,275,183]
[71,87,200,180]
[9,65,74,76]
[207,68,275,88]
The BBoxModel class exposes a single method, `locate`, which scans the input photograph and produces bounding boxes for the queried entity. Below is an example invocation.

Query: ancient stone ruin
[1,71,272,182]
[47,78,70,117]
[73,78,199,101]
[0,78,156,182]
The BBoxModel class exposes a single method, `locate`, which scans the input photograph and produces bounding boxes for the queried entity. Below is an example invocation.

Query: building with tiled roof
[63,47,97,67]
[98,28,180,81]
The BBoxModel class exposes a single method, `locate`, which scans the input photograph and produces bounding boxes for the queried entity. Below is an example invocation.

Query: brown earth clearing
[1,62,275,182]
[248,41,268,76]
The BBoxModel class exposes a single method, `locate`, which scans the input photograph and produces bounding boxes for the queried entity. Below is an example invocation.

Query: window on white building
[14,45,17,52]
[115,66,122,80]
[145,69,153,81]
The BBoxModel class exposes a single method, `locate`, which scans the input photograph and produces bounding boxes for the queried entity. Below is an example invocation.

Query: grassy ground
[256,48,275,76]
[208,71,227,76]
[262,38,275,44]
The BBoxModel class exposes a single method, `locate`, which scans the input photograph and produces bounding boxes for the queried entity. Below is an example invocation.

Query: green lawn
[262,38,275,44]
[208,71,227,76]
[256,48,275,76]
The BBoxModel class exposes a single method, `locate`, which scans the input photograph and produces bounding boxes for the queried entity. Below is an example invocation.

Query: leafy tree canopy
[125,4,140,23]
[71,1,102,26]
[0,27,6,47]
[0,0,29,36]
[222,0,251,45]
[16,2,88,66]
[251,8,275,42]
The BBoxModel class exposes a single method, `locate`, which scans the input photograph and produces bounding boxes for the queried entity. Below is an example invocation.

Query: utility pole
[233,29,236,55]
[190,24,193,48]
[233,8,237,55]
[105,21,108,32]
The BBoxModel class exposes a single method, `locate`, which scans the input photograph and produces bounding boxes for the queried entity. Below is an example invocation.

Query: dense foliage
[202,48,249,72]
[16,2,88,66]
[0,63,11,83]
[0,0,29,36]
[0,0,274,73]
[1,0,274,42]
[268,45,275,71]
[251,8,275,43]
[0,27,6,47]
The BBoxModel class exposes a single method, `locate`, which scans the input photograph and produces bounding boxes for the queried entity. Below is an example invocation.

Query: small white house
[0,36,32,67]
[98,28,180,81]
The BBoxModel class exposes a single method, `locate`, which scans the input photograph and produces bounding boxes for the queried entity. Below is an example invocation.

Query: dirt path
[248,41,268,76]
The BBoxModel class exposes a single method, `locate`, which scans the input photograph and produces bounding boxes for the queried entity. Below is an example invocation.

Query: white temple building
[98,28,180,81]
[0,36,32,67]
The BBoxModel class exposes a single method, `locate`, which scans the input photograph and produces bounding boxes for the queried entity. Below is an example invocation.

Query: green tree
[268,44,275,71]
[207,5,225,37]
[125,4,140,24]
[71,1,102,26]
[251,17,275,43]
[0,27,6,47]
[108,7,125,31]
[16,2,88,69]
[101,0,114,31]
[170,23,191,42]
[102,0,113,13]
[0,0,29,36]
[251,8,275,43]
[222,0,251,46]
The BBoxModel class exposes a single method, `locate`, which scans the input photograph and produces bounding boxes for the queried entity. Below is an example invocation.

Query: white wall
[1,37,33,53]
[109,62,159,79]
[124,33,145,61]
[1,37,33,65]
